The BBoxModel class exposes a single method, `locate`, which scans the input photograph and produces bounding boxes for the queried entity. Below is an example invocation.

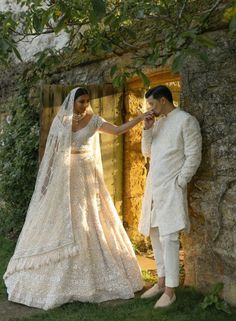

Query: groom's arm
[177,115,202,188]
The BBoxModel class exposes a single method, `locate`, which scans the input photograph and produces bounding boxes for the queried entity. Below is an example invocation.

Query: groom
[139,85,202,308]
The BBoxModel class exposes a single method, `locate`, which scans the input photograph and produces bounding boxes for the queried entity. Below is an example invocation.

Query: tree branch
[199,0,223,23]
[10,28,55,37]
[179,0,188,20]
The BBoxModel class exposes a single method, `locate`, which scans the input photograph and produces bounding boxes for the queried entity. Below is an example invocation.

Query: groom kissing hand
[139,85,202,309]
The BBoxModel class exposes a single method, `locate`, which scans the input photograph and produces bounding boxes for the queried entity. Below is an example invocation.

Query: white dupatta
[4,87,102,278]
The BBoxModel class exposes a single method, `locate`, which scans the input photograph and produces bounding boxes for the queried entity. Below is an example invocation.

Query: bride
[3,87,150,310]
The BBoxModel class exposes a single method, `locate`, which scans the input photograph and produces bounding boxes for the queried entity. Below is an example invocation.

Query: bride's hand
[138,110,155,121]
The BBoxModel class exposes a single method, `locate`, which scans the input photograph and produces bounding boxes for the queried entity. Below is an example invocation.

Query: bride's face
[74,94,90,114]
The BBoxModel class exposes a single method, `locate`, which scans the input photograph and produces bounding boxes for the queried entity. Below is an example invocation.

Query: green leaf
[41,9,50,27]
[230,14,236,32]
[196,51,209,63]
[12,46,23,61]
[54,15,67,34]
[212,282,224,295]
[104,13,115,25]
[113,74,123,88]
[215,301,231,314]
[90,0,106,22]
[200,302,209,309]
[184,48,209,64]
[172,53,185,73]
[138,71,150,87]
[196,35,216,48]
[161,55,169,67]
[0,39,10,53]
[180,30,197,39]
[200,297,212,309]
[110,65,117,77]
[200,293,219,308]
[125,28,136,39]
[33,13,43,33]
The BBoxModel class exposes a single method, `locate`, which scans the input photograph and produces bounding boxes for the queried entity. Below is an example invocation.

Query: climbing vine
[0,83,40,238]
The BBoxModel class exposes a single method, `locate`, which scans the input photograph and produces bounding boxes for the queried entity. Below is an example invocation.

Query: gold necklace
[72,111,86,122]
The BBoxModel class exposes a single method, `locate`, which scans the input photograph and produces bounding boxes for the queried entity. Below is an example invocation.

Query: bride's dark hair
[74,88,89,101]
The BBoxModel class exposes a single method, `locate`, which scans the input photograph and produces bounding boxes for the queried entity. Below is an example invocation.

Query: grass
[0,236,236,321]
[7,288,236,321]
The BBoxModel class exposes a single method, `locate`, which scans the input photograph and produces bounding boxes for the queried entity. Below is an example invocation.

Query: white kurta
[138,108,202,236]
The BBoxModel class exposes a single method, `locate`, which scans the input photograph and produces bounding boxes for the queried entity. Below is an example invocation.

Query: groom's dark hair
[145,85,173,104]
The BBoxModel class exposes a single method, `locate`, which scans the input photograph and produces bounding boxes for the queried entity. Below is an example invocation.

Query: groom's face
[147,95,163,116]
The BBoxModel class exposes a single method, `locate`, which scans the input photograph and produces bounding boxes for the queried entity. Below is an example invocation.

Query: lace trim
[4,243,80,279]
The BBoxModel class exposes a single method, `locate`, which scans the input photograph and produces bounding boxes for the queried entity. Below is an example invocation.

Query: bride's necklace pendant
[73,111,86,122]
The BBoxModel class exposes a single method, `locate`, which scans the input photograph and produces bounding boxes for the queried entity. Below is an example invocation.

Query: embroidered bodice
[71,115,104,153]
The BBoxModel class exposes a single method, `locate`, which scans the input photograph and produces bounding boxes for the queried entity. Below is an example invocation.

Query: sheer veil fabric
[4,87,99,279]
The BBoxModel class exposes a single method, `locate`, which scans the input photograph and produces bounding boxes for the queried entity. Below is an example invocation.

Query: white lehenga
[4,90,143,310]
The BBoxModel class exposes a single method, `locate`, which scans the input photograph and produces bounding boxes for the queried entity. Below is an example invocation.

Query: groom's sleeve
[141,127,153,158]
[177,115,202,188]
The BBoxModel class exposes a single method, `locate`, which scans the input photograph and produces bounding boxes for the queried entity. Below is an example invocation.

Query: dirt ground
[0,298,43,321]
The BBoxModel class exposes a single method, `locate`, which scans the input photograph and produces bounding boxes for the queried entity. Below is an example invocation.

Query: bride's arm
[99,112,152,136]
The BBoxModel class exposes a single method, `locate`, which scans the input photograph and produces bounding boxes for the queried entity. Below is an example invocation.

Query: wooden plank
[101,84,123,218]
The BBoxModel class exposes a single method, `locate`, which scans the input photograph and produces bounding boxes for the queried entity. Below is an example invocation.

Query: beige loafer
[141,284,165,299]
[154,292,176,308]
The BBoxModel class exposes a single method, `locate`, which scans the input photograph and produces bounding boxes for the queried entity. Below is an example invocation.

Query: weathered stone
[181,29,236,306]
[123,195,145,244]
[122,89,148,246]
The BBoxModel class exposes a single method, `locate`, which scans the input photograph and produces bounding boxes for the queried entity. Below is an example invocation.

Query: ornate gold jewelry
[72,111,86,122]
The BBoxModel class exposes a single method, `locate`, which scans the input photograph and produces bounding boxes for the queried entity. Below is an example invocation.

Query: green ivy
[0,85,39,239]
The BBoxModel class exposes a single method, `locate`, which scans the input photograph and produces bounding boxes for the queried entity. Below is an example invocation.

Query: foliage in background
[200,282,231,315]
[0,236,15,298]
[0,85,39,238]
[0,0,235,86]
[0,11,22,64]
[141,269,158,284]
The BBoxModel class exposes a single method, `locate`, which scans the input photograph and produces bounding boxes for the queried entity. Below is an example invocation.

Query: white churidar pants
[150,227,179,288]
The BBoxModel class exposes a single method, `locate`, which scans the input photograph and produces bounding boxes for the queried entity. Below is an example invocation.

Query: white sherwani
[139,108,202,237]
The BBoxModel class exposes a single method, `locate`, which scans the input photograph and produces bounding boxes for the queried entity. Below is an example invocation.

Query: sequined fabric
[5,114,143,310]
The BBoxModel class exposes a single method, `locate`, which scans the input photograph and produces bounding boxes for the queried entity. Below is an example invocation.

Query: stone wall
[180,29,236,306]
[123,89,148,248]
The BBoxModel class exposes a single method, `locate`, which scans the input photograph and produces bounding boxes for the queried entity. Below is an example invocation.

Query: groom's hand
[144,112,155,129]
